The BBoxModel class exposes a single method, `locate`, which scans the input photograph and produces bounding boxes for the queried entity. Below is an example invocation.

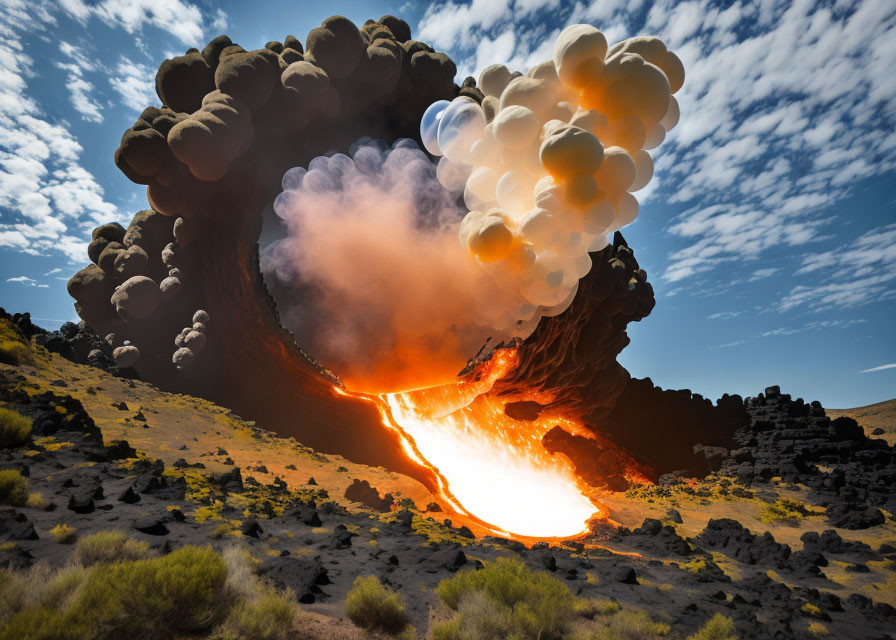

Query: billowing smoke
[265,25,683,394]
[427,26,681,314]
[264,139,519,393]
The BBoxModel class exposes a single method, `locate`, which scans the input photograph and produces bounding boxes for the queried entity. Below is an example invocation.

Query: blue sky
[1,0,894,408]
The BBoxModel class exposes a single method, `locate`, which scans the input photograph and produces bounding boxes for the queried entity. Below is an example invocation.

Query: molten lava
[336,347,602,538]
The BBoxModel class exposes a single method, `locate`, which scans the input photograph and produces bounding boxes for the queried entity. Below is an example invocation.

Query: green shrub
[575,598,622,619]
[98,546,229,633]
[0,407,31,448]
[49,524,77,544]
[687,613,737,640]
[214,586,296,640]
[74,530,154,567]
[0,540,301,640]
[589,609,671,639]
[345,575,408,634]
[0,469,28,506]
[433,557,576,640]
[2,545,228,639]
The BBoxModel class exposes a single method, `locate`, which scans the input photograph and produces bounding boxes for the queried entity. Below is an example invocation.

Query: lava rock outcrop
[716,385,896,529]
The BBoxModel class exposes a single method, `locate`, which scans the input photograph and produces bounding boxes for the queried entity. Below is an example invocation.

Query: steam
[264,139,519,393]
[265,25,683,394]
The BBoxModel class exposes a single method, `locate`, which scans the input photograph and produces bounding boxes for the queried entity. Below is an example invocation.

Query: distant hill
[827,398,896,446]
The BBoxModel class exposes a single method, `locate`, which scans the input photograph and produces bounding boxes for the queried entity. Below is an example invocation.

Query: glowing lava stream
[335,348,601,539]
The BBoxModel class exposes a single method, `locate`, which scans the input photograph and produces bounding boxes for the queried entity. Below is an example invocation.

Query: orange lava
[335,347,607,539]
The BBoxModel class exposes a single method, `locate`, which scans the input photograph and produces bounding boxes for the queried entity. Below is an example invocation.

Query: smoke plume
[264,25,683,394]
[263,139,519,393]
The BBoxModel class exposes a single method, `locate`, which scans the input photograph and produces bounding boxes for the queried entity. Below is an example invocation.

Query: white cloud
[707,311,741,320]
[0,0,227,263]
[418,0,513,50]
[111,57,157,113]
[861,363,896,373]
[0,1,120,262]
[56,41,103,123]
[6,275,49,288]
[749,267,778,281]
[59,0,227,46]
[780,223,896,312]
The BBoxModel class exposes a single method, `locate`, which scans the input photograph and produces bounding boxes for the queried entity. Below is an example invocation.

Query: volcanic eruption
[65,15,725,539]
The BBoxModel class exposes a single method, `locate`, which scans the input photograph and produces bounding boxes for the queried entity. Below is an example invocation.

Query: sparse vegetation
[807,622,829,636]
[0,538,296,640]
[345,575,409,635]
[74,530,154,567]
[687,613,737,640]
[433,557,576,640]
[0,320,34,366]
[580,609,671,639]
[0,406,31,448]
[213,585,296,640]
[0,469,28,506]
[25,492,46,509]
[800,602,823,618]
[575,598,622,618]
[760,499,824,524]
[49,523,77,544]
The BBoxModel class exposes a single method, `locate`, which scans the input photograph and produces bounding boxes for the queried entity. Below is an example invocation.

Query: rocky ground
[828,399,896,447]
[1,322,894,639]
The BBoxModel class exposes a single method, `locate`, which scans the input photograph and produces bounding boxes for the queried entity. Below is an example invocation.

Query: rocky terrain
[828,398,896,446]
[1,318,894,639]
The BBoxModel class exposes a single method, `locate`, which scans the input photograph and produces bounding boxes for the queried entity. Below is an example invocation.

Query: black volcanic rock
[714,387,896,525]
[696,519,791,569]
[259,556,330,604]
[344,479,393,512]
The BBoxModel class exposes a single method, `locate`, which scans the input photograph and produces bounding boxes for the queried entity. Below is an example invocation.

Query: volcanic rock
[343,478,393,512]
[134,518,169,535]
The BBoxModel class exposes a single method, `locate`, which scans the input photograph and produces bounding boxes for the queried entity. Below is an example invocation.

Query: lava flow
[335,347,602,539]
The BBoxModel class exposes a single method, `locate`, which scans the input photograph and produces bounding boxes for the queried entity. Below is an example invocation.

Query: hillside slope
[827,398,896,446]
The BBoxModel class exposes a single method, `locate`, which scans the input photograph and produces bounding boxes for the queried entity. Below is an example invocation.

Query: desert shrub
[49,523,77,544]
[760,499,823,524]
[74,530,154,567]
[1,540,300,640]
[2,545,229,639]
[575,598,622,619]
[0,407,31,448]
[81,545,228,634]
[345,574,408,634]
[0,469,28,506]
[800,602,822,617]
[433,557,576,640]
[214,585,296,640]
[588,609,671,639]
[687,613,737,640]
[807,622,828,636]
[26,492,47,509]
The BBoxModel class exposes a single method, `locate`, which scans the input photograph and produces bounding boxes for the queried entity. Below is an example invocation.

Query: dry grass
[49,523,77,544]
[0,407,31,448]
